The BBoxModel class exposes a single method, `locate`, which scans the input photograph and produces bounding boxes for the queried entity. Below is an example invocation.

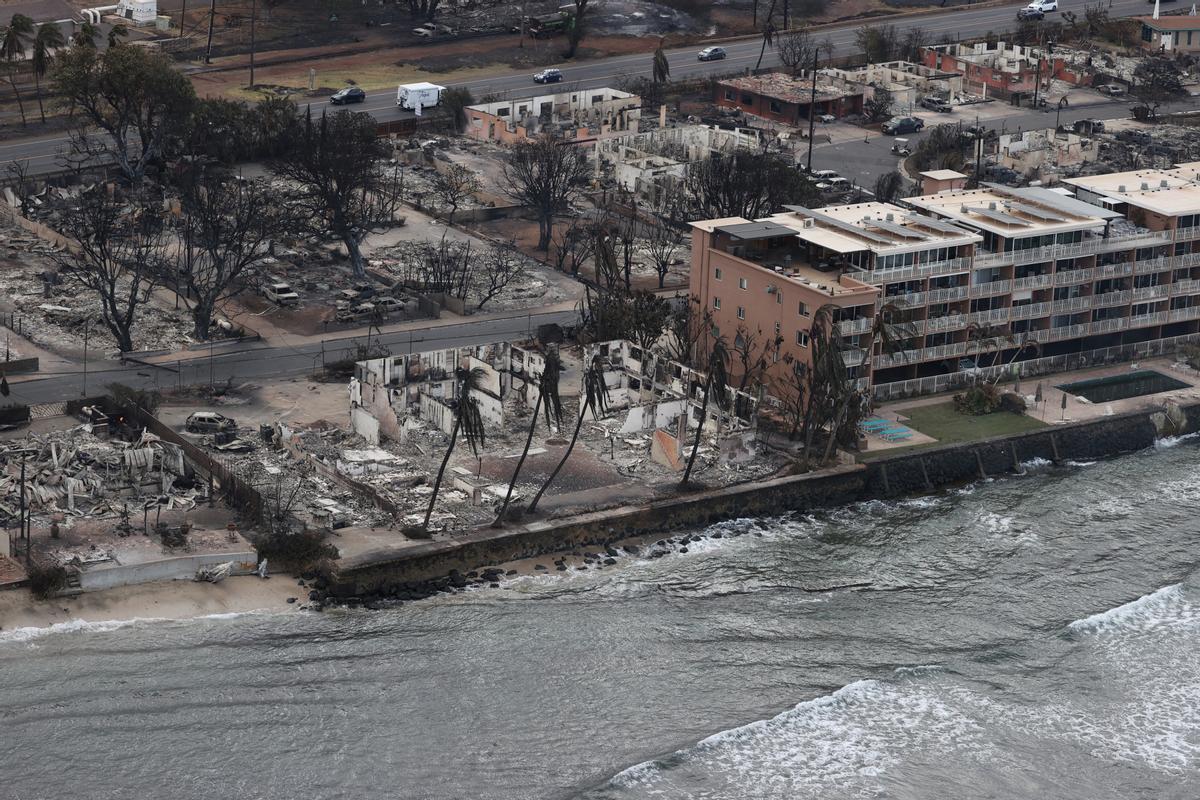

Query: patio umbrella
[1061,391,1068,420]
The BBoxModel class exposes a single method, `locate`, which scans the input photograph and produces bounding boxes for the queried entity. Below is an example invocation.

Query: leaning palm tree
[753,0,779,71]
[992,333,1041,386]
[652,38,669,84]
[527,354,608,514]
[964,321,1011,373]
[31,23,64,123]
[679,334,730,489]
[420,366,487,533]
[1,14,35,127]
[493,351,563,526]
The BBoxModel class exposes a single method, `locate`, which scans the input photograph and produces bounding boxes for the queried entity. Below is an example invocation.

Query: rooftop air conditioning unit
[886,212,895,222]
[802,218,815,228]
[1118,185,1126,192]
[1160,180,1169,188]
[1141,182,1149,190]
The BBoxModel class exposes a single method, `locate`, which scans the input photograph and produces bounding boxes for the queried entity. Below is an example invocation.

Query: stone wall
[338,403,1197,594]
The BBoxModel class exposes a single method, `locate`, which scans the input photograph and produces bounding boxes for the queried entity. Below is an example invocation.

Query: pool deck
[868,357,1200,449]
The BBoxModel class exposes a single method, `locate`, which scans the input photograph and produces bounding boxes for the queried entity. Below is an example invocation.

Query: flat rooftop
[719,73,853,104]
[906,186,1109,237]
[1063,169,1200,217]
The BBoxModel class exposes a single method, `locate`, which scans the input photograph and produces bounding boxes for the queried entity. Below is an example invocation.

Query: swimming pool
[1057,369,1190,403]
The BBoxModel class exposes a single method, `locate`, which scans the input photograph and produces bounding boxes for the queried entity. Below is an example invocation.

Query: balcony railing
[1013,274,1054,290]
[1174,226,1200,242]
[969,279,1012,298]
[1011,301,1050,320]
[1169,306,1200,322]
[1131,284,1170,301]
[1095,262,1133,279]
[1054,268,1094,286]
[1134,256,1171,275]
[867,257,971,284]
[841,348,868,367]
[1088,316,1129,335]
[1171,279,1200,296]
[872,341,968,368]
[837,317,873,336]
[1128,311,1168,329]
[1093,290,1132,308]
[966,307,1011,326]
[1051,296,1094,314]
[1173,251,1200,268]
[925,313,967,333]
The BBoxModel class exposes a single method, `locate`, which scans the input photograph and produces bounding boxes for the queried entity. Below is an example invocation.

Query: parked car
[1017,7,1045,19]
[413,23,454,37]
[1025,0,1057,11]
[330,86,366,105]
[697,46,727,61]
[823,176,850,191]
[818,113,836,123]
[1073,118,1105,134]
[261,281,300,306]
[811,169,841,181]
[882,116,924,135]
[533,68,563,84]
[1097,83,1126,97]
[920,96,953,113]
[186,412,237,434]
[335,302,378,323]
[963,123,991,139]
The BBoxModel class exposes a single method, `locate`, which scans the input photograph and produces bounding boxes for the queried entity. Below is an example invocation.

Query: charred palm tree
[753,0,779,72]
[992,333,1041,385]
[652,38,670,84]
[679,335,730,489]
[420,366,487,534]
[494,351,563,526]
[528,354,608,514]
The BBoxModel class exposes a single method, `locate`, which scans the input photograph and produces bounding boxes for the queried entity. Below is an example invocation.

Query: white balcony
[969,279,1013,298]
[1132,284,1170,301]
[1168,306,1200,322]
[1013,274,1053,290]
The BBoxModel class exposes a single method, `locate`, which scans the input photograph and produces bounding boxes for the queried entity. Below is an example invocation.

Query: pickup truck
[261,281,300,306]
[413,23,454,38]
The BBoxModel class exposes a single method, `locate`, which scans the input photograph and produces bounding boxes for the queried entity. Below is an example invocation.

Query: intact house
[1136,14,1200,54]
[715,73,863,126]
[920,41,1093,102]
[465,88,641,145]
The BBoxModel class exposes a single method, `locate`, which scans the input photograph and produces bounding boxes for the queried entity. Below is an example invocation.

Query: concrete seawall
[338,402,1200,595]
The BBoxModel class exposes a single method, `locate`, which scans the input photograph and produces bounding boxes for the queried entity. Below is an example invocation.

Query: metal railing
[1132,284,1170,301]
[872,333,1200,401]
[1054,268,1095,286]
[837,317,873,336]
[969,279,1013,298]
[1172,279,1200,296]
[1093,290,1133,308]
[867,257,971,284]
[1169,306,1200,322]
[1013,274,1053,290]
[966,307,1012,326]
[1134,256,1171,275]
[925,313,967,333]
[1127,311,1168,329]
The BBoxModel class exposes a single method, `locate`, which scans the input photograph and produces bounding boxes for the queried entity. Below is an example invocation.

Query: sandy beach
[0,575,306,633]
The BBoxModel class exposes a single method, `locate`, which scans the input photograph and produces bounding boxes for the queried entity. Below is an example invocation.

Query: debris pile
[0,427,197,525]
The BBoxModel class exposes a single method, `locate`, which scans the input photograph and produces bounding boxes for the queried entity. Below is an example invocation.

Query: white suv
[1025,0,1057,11]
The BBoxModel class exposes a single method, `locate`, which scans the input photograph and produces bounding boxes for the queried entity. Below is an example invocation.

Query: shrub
[254,528,339,572]
[28,562,68,600]
[1181,343,1200,370]
[953,382,1001,416]
[999,391,1027,414]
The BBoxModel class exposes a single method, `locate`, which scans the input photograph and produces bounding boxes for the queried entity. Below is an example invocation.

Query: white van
[397,82,445,111]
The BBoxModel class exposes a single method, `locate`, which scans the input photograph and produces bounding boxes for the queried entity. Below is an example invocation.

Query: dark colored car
[920,96,953,113]
[882,116,924,135]
[1017,7,1045,19]
[533,68,563,84]
[698,47,727,61]
[330,86,366,105]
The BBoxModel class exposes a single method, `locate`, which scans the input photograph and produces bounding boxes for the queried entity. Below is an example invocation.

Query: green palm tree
[31,23,64,123]
[494,351,562,526]
[73,21,100,48]
[107,24,128,49]
[528,354,608,514]
[1,14,35,127]
[679,334,730,489]
[420,366,487,534]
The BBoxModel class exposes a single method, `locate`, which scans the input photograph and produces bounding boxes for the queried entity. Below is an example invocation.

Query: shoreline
[0,575,305,636]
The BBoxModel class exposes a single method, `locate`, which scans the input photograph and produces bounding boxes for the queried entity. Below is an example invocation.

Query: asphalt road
[7,308,579,406]
[0,0,1157,174]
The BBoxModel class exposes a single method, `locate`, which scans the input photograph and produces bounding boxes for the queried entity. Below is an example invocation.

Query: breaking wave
[1068,583,1199,636]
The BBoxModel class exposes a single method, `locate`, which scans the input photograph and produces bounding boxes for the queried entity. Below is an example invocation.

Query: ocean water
[2,444,1199,800]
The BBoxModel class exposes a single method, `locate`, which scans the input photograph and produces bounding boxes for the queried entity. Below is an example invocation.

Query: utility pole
[179,0,188,38]
[519,0,526,48]
[806,50,818,172]
[81,320,88,397]
[204,0,217,64]
[209,337,214,388]
[19,451,27,567]
[248,0,257,87]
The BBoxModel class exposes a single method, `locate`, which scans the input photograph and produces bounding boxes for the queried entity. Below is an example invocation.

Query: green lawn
[861,401,1048,459]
